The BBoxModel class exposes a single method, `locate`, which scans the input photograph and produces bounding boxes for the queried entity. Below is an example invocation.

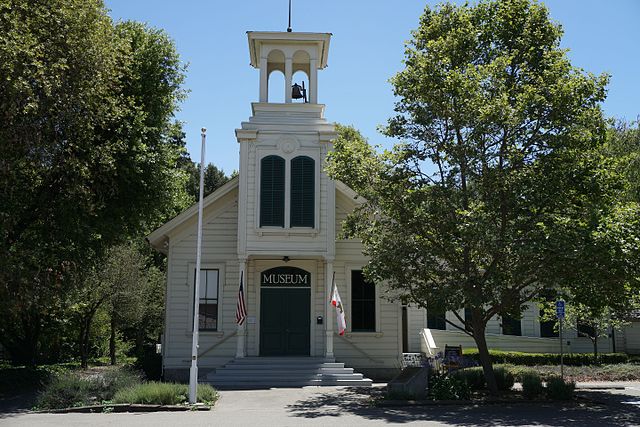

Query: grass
[33,365,218,410]
[113,382,219,406]
[34,366,142,410]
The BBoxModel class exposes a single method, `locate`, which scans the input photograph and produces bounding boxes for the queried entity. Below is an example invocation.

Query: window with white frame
[351,270,376,332]
[195,269,219,330]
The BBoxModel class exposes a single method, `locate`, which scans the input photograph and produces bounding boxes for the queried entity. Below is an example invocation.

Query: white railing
[421,328,611,354]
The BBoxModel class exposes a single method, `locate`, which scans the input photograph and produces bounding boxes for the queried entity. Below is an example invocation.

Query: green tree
[540,301,637,361]
[605,120,640,203]
[184,162,231,202]
[0,0,188,364]
[326,0,639,394]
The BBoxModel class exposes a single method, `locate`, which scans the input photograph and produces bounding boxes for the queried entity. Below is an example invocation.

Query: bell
[291,83,304,100]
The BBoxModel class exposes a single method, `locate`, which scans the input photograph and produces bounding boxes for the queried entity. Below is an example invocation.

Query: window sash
[351,270,375,332]
[290,156,314,227]
[260,155,285,227]
[502,315,522,336]
[195,268,219,331]
[427,310,446,330]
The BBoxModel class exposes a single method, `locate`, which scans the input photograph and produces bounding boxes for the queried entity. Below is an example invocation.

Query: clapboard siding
[623,322,640,354]
[426,328,613,354]
[332,192,402,369]
[164,190,239,369]
[407,306,427,352]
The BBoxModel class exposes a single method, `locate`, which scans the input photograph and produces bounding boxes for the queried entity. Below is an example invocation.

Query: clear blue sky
[105,0,640,175]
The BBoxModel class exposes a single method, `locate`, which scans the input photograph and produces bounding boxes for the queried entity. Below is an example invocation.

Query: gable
[146,177,239,253]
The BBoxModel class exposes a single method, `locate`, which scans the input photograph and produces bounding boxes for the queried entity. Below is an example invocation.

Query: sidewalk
[2,382,640,426]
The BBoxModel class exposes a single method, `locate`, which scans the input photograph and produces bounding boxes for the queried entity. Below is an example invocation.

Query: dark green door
[260,288,310,356]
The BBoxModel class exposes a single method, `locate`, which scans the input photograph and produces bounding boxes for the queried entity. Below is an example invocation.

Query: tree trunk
[472,321,498,395]
[78,309,98,369]
[79,319,89,369]
[593,336,598,363]
[109,314,117,365]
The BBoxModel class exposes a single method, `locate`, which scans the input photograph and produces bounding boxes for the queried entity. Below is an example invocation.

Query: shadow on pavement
[286,387,640,426]
[0,391,37,420]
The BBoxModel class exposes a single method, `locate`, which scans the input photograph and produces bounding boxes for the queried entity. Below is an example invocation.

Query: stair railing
[198,330,238,358]
[336,333,385,364]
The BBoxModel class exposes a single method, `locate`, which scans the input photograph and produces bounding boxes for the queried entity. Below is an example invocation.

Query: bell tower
[247,31,331,104]
[234,31,338,358]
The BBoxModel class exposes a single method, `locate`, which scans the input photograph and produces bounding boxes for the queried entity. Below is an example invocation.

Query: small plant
[35,373,94,409]
[453,367,485,390]
[545,376,575,400]
[96,367,142,401]
[493,366,515,391]
[429,374,471,400]
[113,382,219,406]
[521,372,544,399]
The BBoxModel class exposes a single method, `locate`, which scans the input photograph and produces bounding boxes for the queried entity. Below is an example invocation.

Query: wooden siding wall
[334,192,402,370]
[407,304,617,355]
[164,190,240,370]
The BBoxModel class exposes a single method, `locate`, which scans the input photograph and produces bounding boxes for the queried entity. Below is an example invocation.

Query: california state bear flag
[330,273,346,336]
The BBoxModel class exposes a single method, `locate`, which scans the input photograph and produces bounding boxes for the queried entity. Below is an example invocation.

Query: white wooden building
[147,29,639,384]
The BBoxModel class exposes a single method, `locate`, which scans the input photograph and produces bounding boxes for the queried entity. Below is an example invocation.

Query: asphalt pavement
[2,382,640,426]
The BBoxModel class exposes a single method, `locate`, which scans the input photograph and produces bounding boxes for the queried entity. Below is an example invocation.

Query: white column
[259,57,268,102]
[284,56,293,103]
[235,258,247,358]
[325,259,334,358]
[309,59,318,104]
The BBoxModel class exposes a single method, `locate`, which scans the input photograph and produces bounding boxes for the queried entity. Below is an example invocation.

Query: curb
[377,395,595,407]
[40,403,211,413]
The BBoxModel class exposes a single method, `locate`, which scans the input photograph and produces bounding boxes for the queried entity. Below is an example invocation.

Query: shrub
[113,382,219,405]
[494,366,515,391]
[429,375,471,400]
[96,368,142,401]
[463,349,628,366]
[35,374,94,409]
[453,367,485,390]
[521,372,544,399]
[545,376,575,400]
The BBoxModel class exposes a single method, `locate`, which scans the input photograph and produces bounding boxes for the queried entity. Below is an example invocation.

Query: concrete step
[229,357,335,364]
[209,367,355,375]
[211,372,364,380]
[205,378,373,389]
[221,363,346,369]
[205,357,372,389]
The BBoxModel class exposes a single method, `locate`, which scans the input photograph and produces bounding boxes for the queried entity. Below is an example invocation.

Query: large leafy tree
[326,0,640,394]
[0,0,189,364]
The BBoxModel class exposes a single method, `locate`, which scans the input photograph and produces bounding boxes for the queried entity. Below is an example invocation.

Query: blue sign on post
[556,300,565,319]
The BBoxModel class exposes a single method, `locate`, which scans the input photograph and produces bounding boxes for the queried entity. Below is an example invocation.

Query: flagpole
[189,128,207,405]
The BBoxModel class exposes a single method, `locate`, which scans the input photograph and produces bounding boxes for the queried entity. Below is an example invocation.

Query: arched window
[260,155,285,227]
[290,156,314,227]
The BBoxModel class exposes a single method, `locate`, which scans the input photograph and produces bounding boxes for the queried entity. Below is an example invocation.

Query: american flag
[236,271,247,325]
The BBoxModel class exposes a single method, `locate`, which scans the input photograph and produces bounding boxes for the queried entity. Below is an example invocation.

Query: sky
[105,0,640,175]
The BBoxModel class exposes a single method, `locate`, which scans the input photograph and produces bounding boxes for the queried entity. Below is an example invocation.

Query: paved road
[2,383,640,426]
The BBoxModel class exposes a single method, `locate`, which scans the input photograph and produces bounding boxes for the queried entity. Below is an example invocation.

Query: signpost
[556,300,565,380]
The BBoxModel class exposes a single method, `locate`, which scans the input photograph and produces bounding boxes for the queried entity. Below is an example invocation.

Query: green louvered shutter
[260,155,285,227]
[290,156,314,227]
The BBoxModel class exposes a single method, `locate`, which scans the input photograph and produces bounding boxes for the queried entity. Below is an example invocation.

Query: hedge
[462,349,628,366]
